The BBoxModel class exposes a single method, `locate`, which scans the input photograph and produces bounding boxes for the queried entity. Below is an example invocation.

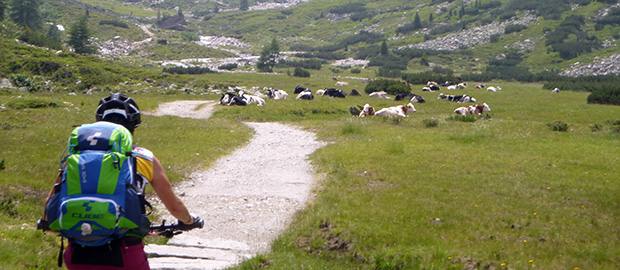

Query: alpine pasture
[1,79,619,269]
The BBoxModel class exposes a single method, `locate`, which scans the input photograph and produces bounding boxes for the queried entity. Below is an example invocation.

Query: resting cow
[375,103,416,117]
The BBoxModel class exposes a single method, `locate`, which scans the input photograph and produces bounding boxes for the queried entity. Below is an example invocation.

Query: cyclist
[40,93,203,269]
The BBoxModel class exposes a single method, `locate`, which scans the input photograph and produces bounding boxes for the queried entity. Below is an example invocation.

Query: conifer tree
[0,0,6,21]
[240,0,249,11]
[67,15,96,54]
[380,39,389,56]
[257,37,279,72]
[413,11,422,29]
[9,0,42,31]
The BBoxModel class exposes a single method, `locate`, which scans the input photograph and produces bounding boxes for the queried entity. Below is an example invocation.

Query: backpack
[46,121,146,246]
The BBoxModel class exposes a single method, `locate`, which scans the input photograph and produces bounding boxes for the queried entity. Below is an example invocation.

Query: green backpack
[46,122,145,246]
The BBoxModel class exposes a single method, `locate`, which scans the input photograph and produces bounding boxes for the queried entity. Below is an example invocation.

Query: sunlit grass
[1,82,620,269]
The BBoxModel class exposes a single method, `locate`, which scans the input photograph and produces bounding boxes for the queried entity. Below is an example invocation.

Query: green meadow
[1,80,619,269]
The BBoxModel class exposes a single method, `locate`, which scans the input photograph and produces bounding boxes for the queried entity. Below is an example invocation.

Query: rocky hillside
[5,0,620,78]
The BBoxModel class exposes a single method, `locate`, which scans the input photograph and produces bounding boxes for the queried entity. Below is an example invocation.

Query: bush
[364,79,410,95]
[587,87,620,105]
[7,97,61,109]
[218,63,238,70]
[351,68,361,74]
[548,121,568,132]
[447,114,477,122]
[505,24,527,34]
[422,118,439,128]
[99,20,129,28]
[163,66,214,75]
[293,67,310,77]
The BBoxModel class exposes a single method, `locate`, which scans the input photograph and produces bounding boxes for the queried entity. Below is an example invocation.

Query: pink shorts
[64,238,150,270]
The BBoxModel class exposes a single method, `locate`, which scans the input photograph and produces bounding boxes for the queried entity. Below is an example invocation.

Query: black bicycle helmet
[95,93,141,132]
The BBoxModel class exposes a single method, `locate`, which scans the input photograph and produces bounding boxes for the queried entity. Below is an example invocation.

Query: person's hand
[177,214,204,231]
[36,218,48,231]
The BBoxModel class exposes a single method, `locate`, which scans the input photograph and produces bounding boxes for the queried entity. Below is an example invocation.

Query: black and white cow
[219,92,247,106]
[294,85,308,94]
[395,93,425,103]
[323,88,346,98]
[296,90,314,100]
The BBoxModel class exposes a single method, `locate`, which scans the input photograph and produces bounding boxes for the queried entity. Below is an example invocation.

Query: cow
[457,82,467,89]
[294,85,308,94]
[369,91,390,99]
[296,90,314,100]
[265,88,288,100]
[239,91,265,106]
[349,89,362,96]
[395,93,415,101]
[375,103,416,117]
[447,85,458,90]
[396,93,425,103]
[439,93,476,103]
[316,89,326,96]
[454,103,490,115]
[219,92,247,106]
[358,104,376,117]
[552,88,560,93]
[323,88,346,98]
[487,86,501,92]
[335,81,349,86]
[475,84,485,89]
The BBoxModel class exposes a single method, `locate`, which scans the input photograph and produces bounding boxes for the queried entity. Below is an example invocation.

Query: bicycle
[149,219,203,238]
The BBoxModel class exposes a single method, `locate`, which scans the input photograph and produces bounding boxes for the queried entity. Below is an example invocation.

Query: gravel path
[143,100,326,269]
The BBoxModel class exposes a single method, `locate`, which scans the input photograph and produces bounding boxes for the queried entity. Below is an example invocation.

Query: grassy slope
[3,72,619,269]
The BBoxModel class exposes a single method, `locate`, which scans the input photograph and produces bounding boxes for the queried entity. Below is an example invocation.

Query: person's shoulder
[132,146,154,161]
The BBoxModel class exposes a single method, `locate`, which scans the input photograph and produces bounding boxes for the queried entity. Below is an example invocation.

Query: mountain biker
[40,93,203,269]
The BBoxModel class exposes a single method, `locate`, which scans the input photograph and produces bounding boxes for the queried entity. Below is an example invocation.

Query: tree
[257,38,279,72]
[380,39,389,56]
[46,24,62,44]
[240,0,249,11]
[429,12,433,23]
[9,0,43,31]
[413,11,422,30]
[67,15,96,54]
[0,0,6,21]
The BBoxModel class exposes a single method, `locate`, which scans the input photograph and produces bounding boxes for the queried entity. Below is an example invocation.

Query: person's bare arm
[149,156,193,224]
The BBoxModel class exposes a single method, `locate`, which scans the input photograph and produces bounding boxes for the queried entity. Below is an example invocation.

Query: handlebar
[149,219,185,238]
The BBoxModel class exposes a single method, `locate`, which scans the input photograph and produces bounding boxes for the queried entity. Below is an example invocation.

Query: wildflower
[523,240,528,243]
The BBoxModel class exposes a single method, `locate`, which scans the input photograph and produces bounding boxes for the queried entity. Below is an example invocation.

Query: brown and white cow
[375,103,416,117]
[454,103,490,116]
[358,104,376,117]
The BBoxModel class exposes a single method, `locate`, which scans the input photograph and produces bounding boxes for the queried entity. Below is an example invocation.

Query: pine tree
[380,39,389,56]
[0,0,6,21]
[240,0,249,11]
[67,15,95,54]
[257,37,279,72]
[413,11,422,29]
[9,0,43,31]
[46,24,62,44]
[429,13,433,23]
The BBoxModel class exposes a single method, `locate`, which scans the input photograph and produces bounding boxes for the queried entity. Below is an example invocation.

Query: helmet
[95,93,141,132]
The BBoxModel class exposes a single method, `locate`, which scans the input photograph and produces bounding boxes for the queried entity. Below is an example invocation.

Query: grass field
[1,81,619,269]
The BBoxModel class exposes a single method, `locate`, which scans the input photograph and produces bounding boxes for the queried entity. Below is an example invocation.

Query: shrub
[587,87,620,105]
[218,63,238,70]
[505,24,527,34]
[351,68,361,74]
[99,20,129,28]
[293,67,310,77]
[364,79,410,95]
[447,114,477,122]
[7,97,61,109]
[422,118,439,128]
[163,66,214,75]
[548,121,568,132]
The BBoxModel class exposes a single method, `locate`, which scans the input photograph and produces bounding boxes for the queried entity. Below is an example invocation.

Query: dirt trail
[143,100,326,269]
